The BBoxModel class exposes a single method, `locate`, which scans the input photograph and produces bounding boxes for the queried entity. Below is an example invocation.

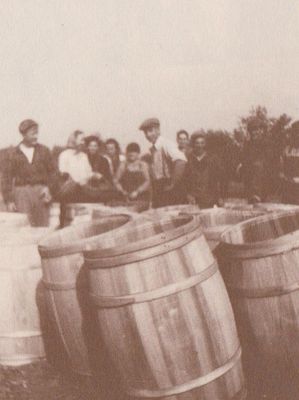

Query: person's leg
[14,186,35,226]
[152,181,169,208]
[31,185,50,227]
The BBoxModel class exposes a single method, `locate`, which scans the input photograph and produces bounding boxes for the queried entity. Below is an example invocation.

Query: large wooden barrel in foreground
[0,212,29,227]
[219,210,299,393]
[0,227,50,366]
[84,216,245,400]
[38,215,131,377]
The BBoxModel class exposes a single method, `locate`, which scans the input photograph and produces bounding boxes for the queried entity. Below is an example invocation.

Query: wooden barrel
[144,206,263,251]
[192,208,264,251]
[0,227,51,366]
[224,201,299,213]
[218,210,299,393]
[106,200,149,213]
[38,215,132,377]
[254,202,299,213]
[0,212,29,227]
[142,204,200,218]
[92,205,140,220]
[84,215,245,400]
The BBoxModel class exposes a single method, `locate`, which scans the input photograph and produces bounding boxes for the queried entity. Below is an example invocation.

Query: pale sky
[0,0,298,150]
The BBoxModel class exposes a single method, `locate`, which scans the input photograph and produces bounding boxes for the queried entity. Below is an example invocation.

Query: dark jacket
[184,152,221,208]
[87,153,112,182]
[1,143,56,203]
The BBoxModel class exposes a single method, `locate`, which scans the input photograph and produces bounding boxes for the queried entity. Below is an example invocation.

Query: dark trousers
[152,179,186,208]
[14,184,50,227]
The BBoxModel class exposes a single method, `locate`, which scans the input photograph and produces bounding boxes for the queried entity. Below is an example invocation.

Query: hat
[19,119,38,134]
[139,118,160,132]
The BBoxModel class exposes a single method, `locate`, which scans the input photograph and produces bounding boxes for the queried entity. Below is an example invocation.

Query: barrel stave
[38,215,132,377]
[86,216,245,399]
[0,228,50,366]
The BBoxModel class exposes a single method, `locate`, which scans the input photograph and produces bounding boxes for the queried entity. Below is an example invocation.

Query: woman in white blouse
[59,130,93,185]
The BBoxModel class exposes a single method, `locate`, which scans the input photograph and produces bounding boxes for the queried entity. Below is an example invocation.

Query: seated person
[113,142,150,202]
[85,135,112,182]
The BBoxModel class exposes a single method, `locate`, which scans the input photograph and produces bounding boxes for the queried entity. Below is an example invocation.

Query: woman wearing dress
[113,142,151,205]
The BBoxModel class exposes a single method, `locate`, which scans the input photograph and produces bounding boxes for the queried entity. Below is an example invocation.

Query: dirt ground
[0,362,99,400]
[1,360,297,400]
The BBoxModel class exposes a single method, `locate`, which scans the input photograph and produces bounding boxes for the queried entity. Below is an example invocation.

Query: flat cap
[19,119,38,134]
[139,118,160,132]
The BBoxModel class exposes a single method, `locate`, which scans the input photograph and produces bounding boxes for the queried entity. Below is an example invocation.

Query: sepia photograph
[0,1,299,399]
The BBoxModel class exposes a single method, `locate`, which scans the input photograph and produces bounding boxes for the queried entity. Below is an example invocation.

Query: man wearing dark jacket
[1,119,56,226]
[185,132,221,208]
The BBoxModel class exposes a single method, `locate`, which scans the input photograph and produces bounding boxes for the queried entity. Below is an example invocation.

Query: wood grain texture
[38,215,132,376]
[218,210,299,389]
[143,206,263,251]
[84,215,245,400]
[0,227,50,366]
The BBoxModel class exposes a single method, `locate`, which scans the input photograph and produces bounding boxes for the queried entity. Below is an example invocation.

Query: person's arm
[80,154,93,185]
[130,162,151,199]
[44,147,58,193]
[183,161,196,204]
[211,156,223,205]
[163,139,187,190]
[101,156,113,182]
[1,150,16,210]
[58,150,68,174]
[113,162,127,195]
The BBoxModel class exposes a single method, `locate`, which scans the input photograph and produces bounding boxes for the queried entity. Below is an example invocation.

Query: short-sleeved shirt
[150,136,186,181]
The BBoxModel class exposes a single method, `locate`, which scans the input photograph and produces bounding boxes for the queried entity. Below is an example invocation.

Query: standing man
[139,118,187,207]
[176,129,190,155]
[1,119,56,226]
[185,132,221,208]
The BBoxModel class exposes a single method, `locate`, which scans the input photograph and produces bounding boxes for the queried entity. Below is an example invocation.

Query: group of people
[1,118,224,227]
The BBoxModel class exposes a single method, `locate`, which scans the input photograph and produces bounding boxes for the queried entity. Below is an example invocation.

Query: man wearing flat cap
[1,119,56,226]
[139,118,187,207]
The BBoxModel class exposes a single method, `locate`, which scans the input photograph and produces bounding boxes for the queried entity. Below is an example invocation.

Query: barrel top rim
[219,209,299,257]
[38,214,131,257]
[84,215,202,263]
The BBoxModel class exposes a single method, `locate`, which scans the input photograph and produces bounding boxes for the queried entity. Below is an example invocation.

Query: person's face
[75,133,85,150]
[126,151,139,163]
[106,143,117,157]
[144,127,160,144]
[193,137,206,155]
[177,133,189,150]
[87,140,99,155]
[22,126,39,146]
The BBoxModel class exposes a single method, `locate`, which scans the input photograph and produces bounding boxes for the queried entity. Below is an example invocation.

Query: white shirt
[151,136,186,180]
[19,143,35,163]
[154,136,187,161]
[58,149,93,184]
